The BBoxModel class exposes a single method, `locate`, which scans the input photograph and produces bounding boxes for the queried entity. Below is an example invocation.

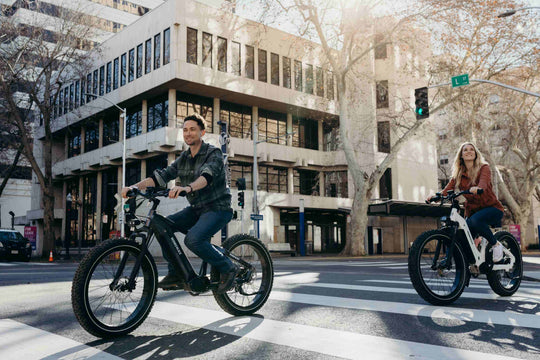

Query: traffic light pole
[428,79,540,98]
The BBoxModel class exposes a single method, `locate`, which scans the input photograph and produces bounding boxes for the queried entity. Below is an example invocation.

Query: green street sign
[452,74,469,88]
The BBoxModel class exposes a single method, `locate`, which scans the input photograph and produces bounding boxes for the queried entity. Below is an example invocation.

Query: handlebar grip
[179,190,187,197]
[477,188,484,195]
[126,188,139,198]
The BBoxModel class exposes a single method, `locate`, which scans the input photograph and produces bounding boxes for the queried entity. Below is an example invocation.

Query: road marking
[523,256,540,265]
[146,301,522,360]
[0,263,15,266]
[269,291,540,329]
[0,319,121,360]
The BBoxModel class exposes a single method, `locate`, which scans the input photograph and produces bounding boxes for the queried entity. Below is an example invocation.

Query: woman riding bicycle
[427,142,505,262]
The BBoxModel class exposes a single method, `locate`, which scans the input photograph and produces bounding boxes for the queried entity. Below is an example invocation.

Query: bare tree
[0,3,99,257]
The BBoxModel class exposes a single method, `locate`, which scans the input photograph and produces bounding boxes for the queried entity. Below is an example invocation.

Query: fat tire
[487,231,522,296]
[71,239,157,338]
[408,229,468,306]
[213,234,273,316]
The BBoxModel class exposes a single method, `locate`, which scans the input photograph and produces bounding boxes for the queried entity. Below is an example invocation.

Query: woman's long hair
[451,142,486,189]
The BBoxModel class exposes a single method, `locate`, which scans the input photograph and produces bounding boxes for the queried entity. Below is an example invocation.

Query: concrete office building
[29,0,439,257]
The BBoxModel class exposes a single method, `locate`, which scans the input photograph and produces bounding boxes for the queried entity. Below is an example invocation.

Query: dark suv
[0,229,32,261]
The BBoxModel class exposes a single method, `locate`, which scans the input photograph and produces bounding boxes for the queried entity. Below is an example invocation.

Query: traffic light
[414,87,429,120]
[236,177,246,190]
[237,191,245,208]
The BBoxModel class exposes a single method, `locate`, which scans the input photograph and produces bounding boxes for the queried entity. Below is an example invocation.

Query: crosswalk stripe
[0,263,15,266]
[146,301,522,360]
[269,291,540,329]
[0,319,121,360]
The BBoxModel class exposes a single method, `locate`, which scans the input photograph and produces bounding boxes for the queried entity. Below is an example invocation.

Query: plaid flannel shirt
[153,141,231,212]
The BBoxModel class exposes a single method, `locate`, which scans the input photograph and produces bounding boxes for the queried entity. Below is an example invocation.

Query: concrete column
[98,117,104,148]
[96,171,102,241]
[319,171,324,197]
[80,127,86,154]
[318,119,323,151]
[168,89,176,127]
[213,97,220,134]
[142,99,148,133]
[141,159,147,179]
[287,113,293,146]
[288,168,294,194]
[77,176,84,245]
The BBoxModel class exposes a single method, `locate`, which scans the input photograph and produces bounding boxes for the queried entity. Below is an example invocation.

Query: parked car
[0,229,32,261]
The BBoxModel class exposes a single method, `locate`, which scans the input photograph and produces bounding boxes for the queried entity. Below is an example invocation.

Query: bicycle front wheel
[212,234,274,316]
[408,230,468,305]
[71,239,158,338]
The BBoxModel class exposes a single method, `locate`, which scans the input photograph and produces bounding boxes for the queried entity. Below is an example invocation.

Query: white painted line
[147,301,522,360]
[523,256,540,265]
[270,291,540,329]
[379,266,409,269]
[0,263,15,266]
[0,319,121,360]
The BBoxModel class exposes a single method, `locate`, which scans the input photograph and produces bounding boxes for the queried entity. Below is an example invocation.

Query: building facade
[29,0,439,257]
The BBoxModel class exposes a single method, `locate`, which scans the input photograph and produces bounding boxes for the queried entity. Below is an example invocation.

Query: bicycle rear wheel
[71,239,158,338]
[487,231,522,296]
[408,230,468,305]
[212,234,274,316]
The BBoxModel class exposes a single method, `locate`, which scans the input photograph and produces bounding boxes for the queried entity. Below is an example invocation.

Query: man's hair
[184,113,206,130]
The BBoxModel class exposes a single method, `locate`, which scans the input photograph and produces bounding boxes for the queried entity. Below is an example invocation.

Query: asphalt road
[0,255,539,359]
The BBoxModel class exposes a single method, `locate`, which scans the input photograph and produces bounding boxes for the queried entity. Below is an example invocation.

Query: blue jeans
[164,207,233,275]
[466,207,503,245]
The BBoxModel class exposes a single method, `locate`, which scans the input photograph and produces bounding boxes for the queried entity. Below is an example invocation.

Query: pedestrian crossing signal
[414,87,429,120]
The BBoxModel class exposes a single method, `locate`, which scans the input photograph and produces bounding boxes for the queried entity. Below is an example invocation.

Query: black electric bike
[72,187,274,338]
[408,189,522,306]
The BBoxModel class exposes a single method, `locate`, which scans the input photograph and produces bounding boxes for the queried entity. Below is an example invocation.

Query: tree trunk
[41,188,56,258]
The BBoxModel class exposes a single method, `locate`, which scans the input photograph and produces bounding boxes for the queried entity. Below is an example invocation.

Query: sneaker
[217,265,239,294]
[491,242,504,263]
[158,273,186,290]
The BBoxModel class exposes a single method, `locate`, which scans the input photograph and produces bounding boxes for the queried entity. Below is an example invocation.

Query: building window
[323,119,340,151]
[258,49,267,82]
[113,58,119,90]
[260,165,288,193]
[129,48,135,82]
[147,94,168,132]
[86,73,92,102]
[305,64,314,94]
[294,169,319,195]
[325,171,348,198]
[136,44,143,78]
[99,65,105,96]
[106,61,112,93]
[316,67,324,97]
[245,45,254,79]
[377,121,390,153]
[126,160,141,191]
[92,70,98,96]
[214,36,226,72]
[438,130,447,140]
[82,174,97,247]
[376,80,389,109]
[145,38,152,74]
[103,112,119,147]
[374,33,387,60]
[68,129,81,158]
[64,86,69,114]
[126,105,142,138]
[176,91,213,133]
[163,28,170,65]
[292,116,318,150]
[327,71,334,100]
[231,41,240,76]
[439,154,449,165]
[74,80,79,108]
[58,88,63,116]
[69,84,74,111]
[80,77,85,106]
[270,53,279,86]
[294,60,302,92]
[154,33,161,69]
[187,27,197,64]
[85,121,99,152]
[258,109,287,145]
[146,154,168,178]
[379,168,392,199]
[202,32,212,68]
[120,53,126,86]
[283,57,291,89]
[230,161,253,190]
[221,101,252,139]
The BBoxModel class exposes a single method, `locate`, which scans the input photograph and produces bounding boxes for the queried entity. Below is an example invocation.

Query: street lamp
[84,93,127,238]
[498,6,540,17]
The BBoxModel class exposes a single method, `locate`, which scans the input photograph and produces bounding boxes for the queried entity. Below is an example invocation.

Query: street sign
[250,214,264,221]
[452,74,469,88]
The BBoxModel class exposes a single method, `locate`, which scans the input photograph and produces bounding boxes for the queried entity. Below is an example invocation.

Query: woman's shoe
[491,242,504,263]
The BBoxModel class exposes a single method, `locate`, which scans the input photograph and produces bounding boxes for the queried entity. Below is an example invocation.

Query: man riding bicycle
[122,113,237,293]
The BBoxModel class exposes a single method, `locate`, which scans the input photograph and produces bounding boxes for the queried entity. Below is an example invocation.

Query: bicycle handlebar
[426,188,484,204]
[126,187,187,200]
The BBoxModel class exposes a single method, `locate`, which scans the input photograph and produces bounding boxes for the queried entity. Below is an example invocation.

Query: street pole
[428,79,540,98]
[252,116,259,238]
[299,199,305,256]
[497,6,540,18]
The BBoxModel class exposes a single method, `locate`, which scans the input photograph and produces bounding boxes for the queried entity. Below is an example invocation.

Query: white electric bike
[408,189,522,305]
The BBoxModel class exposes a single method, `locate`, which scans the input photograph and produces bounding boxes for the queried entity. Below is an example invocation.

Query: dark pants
[164,207,233,275]
[466,207,503,245]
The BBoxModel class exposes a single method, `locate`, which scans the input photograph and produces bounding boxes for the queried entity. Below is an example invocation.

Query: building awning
[368,200,451,218]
